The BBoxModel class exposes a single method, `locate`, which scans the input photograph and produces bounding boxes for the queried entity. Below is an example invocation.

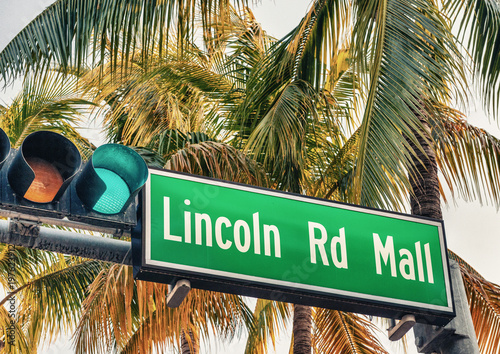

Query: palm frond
[446,0,500,116]
[129,145,166,168]
[74,263,254,354]
[243,79,345,193]
[311,128,358,201]
[245,80,312,191]
[2,256,103,349]
[166,140,268,186]
[431,106,500,207]
[0,245,58,289]
[244,299,290,354]
[0,0,253,84]
[313,309,389,353]
[290,0,351,90]
[0,306,31,354]
[81,41,234,147]
[449,251,500,353]
[119,288,254,354]
[0,69,96,155]
[0,248,103,351]
[73,264,137,354]
[350,0,464,210]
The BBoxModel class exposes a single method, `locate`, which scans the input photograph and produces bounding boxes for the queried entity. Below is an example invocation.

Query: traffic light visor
[75,144,148,214]
[0,128,10,169]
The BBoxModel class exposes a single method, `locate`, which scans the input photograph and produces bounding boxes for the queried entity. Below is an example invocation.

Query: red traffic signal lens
[7,131,81,203]
[23,157,64,203]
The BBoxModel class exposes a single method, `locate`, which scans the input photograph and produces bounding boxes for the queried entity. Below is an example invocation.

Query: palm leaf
[166,140,268,186]
[244,299,290,354]
[0,69,96,156]
[242,0,351,92]
[350,0,464,210]
[0,254,103,351]
[0,0,253,84]
[73,264,138,353]
[129,145,166,168]
[207,7,278,141]
[74,264,254,354]
[431,106,500,206]
[313,308,389,353]
[449,251,500,353]
[311,128,358,201]
[119,290,254,354]
[290,0,351,89]
[0,245,57,289]
[224,1,357,197]
[446,0,500,116]
[81,40,235,147]
[245,80,314,191]
[0,306,31,354]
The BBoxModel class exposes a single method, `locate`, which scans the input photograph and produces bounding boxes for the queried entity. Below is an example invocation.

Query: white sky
[0,1,499,353]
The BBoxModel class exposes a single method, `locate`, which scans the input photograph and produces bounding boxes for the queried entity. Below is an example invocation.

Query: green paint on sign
[143,170,453,315]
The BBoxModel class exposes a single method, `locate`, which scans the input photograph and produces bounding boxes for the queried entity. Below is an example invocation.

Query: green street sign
[133,169,455,325]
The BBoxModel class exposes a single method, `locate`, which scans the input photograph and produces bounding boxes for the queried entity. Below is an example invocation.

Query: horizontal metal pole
[0,219,132,265]
[0,209,130,236]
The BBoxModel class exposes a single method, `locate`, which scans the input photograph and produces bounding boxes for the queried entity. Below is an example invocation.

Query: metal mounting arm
[167,279,191,308]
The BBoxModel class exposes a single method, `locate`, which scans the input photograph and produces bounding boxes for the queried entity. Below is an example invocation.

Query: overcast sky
[0,1,499,353]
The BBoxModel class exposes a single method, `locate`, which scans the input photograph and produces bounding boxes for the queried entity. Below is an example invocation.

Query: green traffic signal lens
[93,168,130,214]
[75,144,148,215]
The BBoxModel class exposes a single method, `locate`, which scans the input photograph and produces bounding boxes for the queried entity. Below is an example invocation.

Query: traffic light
[0,128,148,231]
[69,144,148,228]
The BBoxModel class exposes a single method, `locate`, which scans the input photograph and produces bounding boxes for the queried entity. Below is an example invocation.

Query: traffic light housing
[69,144,148,228]
[0,129,148,231]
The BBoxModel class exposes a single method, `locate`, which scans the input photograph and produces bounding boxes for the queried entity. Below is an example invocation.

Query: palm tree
[2,0,500,353]
[0,42,263,353]
[70,18,270,353]
[71,8,387,352]
[232,1,500,352]
[217,8,391,353]
[1,0,499,222]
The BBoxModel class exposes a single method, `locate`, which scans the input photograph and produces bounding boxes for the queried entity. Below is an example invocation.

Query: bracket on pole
[167,279,191,308]
[112,228,124,240]
[388,314,416,341]
[8,218,41,247]
[413,260,480,353]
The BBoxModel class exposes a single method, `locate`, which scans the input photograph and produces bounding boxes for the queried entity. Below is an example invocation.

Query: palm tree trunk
[180,329,199,354]
[409,112,483,353]
[288,165,313,354]
[408,117,442,220]
[293,304,312,353]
